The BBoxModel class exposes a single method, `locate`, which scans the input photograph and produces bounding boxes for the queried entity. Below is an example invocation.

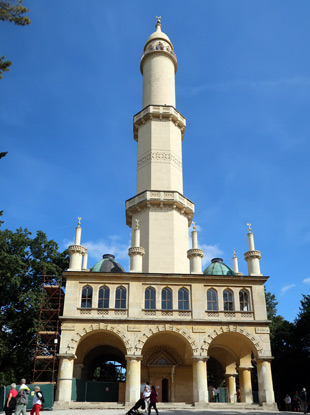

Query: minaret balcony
[133,105,186,141]
[126,190,195,227]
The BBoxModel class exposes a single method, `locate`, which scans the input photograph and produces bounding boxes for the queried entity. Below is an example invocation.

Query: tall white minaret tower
[126,18,194,273]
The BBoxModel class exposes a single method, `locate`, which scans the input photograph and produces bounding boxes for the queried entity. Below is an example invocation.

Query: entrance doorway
[162,378,168,402]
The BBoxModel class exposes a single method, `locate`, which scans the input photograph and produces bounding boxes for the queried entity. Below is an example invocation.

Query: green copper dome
[203,258,236,276]
[91,254,124,273]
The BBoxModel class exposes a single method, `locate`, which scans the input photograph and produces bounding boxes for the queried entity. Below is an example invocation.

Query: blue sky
[1,0,310,322]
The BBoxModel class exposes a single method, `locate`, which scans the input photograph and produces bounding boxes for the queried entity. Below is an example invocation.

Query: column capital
[57,353,76,360]
[192,355,209,362]
[125,354,143,361]
[256,356,274,362]
[238,366,253,371]
[225,372,237,377]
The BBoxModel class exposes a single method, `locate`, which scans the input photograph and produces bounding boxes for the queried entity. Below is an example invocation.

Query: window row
[207,288,250,312]
[81,286,251,312]
[81,285,190,310]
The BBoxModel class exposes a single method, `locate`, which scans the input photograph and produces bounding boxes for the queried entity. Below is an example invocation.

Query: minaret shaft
[126,20,194,274]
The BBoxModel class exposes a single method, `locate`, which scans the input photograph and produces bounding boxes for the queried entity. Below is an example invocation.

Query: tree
[0,225,69,385]
[0,0,31,79]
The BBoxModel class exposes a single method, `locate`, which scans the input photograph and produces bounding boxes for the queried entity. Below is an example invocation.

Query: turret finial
[247,223,252,232]
[233,248,236,257]
[156,16,161,29]
[78,217,82,227]
[192,221,196,231]
[135,218,140,229]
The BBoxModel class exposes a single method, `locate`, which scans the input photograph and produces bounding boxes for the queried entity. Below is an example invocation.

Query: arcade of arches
[56,327,274,407]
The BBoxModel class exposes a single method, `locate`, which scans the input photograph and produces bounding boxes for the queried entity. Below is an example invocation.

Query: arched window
[161,287,172,310]
[98,285,110,309]
[178,287,189,310]
[239,289,250,311]
[223,289,234,311]
[81,285,92,308]
[145,286,156,310]
[207,288,218,311]
[115,286,126,309]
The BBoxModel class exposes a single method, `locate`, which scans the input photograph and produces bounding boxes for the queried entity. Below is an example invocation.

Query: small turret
[187,222,203,274]
[68,217,87,271]
[232,249,243,276]
[244,223,262,276]
[128,219,145,272]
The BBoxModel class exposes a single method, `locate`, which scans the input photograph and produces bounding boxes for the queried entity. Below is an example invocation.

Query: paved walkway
[48,409,282,415]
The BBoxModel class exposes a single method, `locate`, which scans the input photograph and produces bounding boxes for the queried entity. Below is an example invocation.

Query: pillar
[225,374,236,403]
[128,221,145,273]
[171,366,175,402]
[125,356,142,404]
[187,225,203,274]
[257,359,275,405]
[73,363,84,379]
[55,354,75,404]
[238,367,253,403]
[192,357,208,406]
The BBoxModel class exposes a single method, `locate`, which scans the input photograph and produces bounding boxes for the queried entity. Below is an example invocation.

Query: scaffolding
[32,274,64,383]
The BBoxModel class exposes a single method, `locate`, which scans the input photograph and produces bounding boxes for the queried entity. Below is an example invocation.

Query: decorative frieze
[138,150,182,170]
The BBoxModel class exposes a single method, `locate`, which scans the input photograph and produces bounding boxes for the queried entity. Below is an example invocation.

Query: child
[30,386,43,415]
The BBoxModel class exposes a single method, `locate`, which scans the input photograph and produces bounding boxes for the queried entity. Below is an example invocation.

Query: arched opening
[141,331,193,403]
[73,331,127,403]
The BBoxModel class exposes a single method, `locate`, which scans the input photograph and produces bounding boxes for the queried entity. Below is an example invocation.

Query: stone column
[257,359,275,405]
[225,374,236,403]
[171,366,175,402]
[238,367,253,403]
[192,357,208,406]
[55,353,75,405]
[125,356,142,404]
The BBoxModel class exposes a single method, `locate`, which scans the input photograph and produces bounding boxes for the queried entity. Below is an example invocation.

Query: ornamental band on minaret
[126,18,195,273]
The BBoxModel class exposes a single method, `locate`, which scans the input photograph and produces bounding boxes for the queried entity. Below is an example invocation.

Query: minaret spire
[244,224,262,275]
[125,21,194,273]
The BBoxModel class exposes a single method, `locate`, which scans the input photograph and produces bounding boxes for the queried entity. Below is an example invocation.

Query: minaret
[187,223,203,274]
[128,219,145,272]
[68,217,87,271]
[126,18,194,273]
[232,249,243,276]
[244,223,262,276]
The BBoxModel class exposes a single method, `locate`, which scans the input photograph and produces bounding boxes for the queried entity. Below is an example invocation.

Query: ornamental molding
[244,250,261,260]
[133,105,186,141]
[142,345,183,366]
[68,245,86,254]
[187,248,204,259]
[128,246,145,257]
[138,150,182,171]
[200,325,264,356]
[65,323,132,354]
[134,324,199,356]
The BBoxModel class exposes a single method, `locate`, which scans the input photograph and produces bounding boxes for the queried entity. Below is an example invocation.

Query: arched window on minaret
[178,287,189,310]
[115,286,127,309]
[145,286,156,309]
[207,288,218,311]
[98,285,110,309]
[223,289,234,311]
[81,285,92,308]
[239,289,250,311]
[161,287,172,310]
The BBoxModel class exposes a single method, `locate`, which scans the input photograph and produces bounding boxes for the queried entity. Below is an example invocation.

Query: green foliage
[266,290,310,406]
[0,0,30,25]
[0,226,69,385]
[0,0,30,79]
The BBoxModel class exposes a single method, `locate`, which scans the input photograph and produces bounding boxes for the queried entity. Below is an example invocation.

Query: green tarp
[0,383,54,411]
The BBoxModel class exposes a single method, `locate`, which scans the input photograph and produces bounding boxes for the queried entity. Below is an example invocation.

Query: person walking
[284,394,292,411]
[30,386,44,415]
[143,385,151,414]
[300,388,308,414]
[15,379,30,415]
[4,383,18,415]
[148,385,158,415]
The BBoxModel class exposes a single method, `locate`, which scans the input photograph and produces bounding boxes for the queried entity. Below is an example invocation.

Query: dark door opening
[162,378,168,402]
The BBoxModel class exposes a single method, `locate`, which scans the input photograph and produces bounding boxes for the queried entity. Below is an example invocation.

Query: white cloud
[280,284,296,295]
[200,244,224,269]
[303,278,310,286]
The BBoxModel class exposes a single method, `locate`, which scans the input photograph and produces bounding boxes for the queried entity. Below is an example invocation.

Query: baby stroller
[126,397,145,415]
